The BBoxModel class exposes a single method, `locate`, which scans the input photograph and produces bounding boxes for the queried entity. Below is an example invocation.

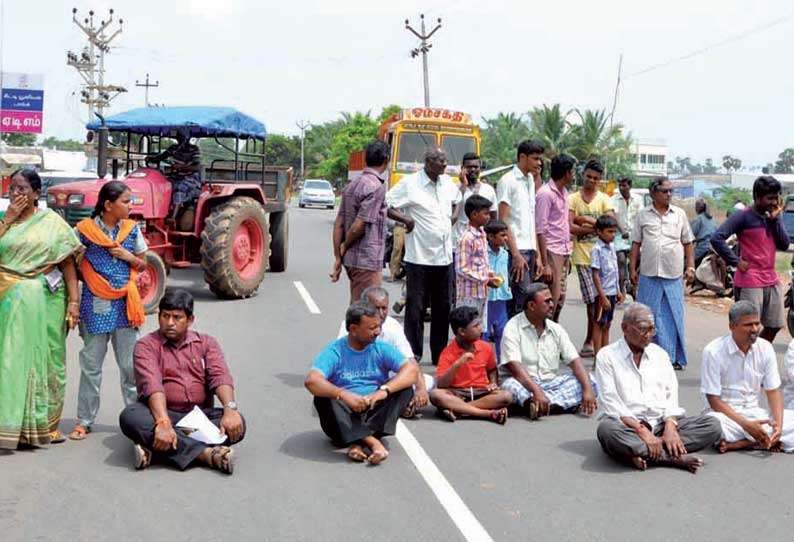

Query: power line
[626,11,794,79]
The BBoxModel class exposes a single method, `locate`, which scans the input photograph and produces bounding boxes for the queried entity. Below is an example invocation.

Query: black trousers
[404,262,452,365]
[507,249,536,317]
[119,402,247,470]
[314,388,413,447]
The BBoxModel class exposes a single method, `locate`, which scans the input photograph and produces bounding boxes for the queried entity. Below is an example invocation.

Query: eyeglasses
[657,189,673,194]
[630,323,657,336]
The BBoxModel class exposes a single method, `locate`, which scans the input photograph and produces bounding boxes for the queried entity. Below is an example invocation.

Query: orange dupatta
[75,218,145,328]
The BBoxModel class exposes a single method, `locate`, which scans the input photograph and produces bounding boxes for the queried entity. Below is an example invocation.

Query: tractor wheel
[268,210,288,272]
[201,196,269,299]
[137,252,167,314]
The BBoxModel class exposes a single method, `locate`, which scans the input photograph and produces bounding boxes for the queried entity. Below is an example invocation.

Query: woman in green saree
[0,169,82,449]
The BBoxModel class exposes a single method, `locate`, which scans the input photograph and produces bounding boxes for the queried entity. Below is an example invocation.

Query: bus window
[441,135,477,165]
[396,132,437,169]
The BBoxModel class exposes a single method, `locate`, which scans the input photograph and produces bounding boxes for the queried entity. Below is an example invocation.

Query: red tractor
[47,106,291,312]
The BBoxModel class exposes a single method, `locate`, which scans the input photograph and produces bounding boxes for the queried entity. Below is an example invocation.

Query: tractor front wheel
[137,252,167,314]
[201,196,269,299]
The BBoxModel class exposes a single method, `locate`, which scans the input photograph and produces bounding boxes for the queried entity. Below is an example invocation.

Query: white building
[631,138,668,178]
[731,172,794,196]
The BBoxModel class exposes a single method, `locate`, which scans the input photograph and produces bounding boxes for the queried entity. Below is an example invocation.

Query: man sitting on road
[119,289,246,474]
[701,300,794,453]
[499,283,597,420]
[337,286,431,418]
[429,306,512,424]
[595,303,722,473]
[306,301,417,465]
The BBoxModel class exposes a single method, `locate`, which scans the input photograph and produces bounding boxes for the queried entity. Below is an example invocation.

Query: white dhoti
[708,407,794,453]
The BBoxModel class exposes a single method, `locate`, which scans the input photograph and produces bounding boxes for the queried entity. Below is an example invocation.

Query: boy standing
[429,306,512,423]
[484,220,512,361]
[590,215,623,355]
[456,195,499,319]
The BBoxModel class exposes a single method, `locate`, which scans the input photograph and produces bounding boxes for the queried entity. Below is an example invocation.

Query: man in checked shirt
[119,289,245,475]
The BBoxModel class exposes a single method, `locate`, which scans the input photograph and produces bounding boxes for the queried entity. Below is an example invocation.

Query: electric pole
[405,14,442,107]
[296,120,310,181]
[66,7,127,123]
[135,73,159,107]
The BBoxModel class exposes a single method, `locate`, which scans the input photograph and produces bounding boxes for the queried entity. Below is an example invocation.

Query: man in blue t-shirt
[305,301,417,465]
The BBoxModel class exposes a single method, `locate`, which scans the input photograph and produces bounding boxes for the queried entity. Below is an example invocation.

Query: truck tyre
[201,196,269,299]
[268,210,288,272]
[137,252,167,314]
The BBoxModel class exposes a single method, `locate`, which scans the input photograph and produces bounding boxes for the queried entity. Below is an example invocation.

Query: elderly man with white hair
[595,303,721,473]
[702,300,794,453]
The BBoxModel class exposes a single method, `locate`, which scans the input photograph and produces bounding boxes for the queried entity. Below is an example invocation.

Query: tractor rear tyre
[268,210,288,272]
[201,196,269,299]
[137,252,167,314]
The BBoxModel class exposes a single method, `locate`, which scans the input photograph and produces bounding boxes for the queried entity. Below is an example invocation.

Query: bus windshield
[396,131,438,169]
[441,135,477,166]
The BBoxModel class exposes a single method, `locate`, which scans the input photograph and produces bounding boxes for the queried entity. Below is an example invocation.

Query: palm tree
[527,104,575,158]
[480,112,531,167]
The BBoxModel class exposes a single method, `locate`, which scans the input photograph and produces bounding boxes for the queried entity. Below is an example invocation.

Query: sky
[2,0,793,166]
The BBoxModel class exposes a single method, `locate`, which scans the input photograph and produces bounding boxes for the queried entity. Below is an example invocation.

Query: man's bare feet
[631,456,647,471]
[347,444,368,462]
[362,436,389,465]
[666,455,704,474]
[715,439,754,454]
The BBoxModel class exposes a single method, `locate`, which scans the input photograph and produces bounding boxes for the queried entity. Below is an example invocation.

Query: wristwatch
[664,416,678,427]
[378,385,391,397]
[223,401,238,411]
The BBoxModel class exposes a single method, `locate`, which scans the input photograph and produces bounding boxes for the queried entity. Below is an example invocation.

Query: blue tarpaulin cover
[87,106,267,140]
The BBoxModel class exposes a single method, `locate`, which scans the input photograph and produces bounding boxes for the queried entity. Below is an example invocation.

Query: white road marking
[293,281,321,314]
[395,421,494,542]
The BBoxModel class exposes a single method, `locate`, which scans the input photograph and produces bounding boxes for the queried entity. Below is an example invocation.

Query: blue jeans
[485,300,509,361]
[77,326,139,427]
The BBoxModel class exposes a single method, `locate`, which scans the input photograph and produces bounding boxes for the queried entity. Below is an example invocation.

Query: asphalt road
[3,205,794,542]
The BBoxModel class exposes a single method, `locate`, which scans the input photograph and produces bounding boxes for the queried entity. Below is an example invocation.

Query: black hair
[9,168,42,192]
[517,139,544,160]
[752,175,782,201]
[550,154,576,181]
[92,180,131,218]
[464,194,492,219]
[595,214,618,231]
[484,219,508,235]
[522,282,551,310]
[461,152,481,165]
[649,177,669,194]
[159,288,194,318]
[365,140,390,167]
[345,300,379,331]
[583,158,604,175]
[449,305,480,335]
[617,176,633,186]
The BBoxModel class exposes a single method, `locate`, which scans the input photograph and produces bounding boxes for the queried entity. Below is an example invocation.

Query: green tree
[480,112,530,168]
[41,137,84,151]
[722,154,742,173]
[264,134,301,170]
[1,133,36,146]
[528,104,574,159]
[378,104,402,123]
[703,158,718,174]
[774,148,794,174]
[315,111,379,184]
[707,186,752,213]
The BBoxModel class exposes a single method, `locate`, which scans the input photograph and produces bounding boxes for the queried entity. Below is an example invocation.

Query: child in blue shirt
[590,215,623,356]
[484,220,512,361]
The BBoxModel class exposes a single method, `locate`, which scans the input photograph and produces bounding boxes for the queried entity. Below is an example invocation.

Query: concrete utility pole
[66,7,127,123]
[405,14,442,107]
[296,120,310,181]
[135,73,159,107]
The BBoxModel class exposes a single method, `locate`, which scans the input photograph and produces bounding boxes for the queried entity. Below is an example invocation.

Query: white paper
[175,406,227,445]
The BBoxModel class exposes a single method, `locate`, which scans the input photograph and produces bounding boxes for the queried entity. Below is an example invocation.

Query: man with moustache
[701,300,794,453]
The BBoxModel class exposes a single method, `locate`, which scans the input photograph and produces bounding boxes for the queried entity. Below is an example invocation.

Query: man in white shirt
[452,153,497,249]
[496,139,545,316]
[701,300,794,453]
[337,286,432,418]
[595,303,721,473]
[386,149,461,365]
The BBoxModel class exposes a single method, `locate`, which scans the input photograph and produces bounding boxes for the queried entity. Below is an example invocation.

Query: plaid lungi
[576,264,597,305]
[501,373,596,409]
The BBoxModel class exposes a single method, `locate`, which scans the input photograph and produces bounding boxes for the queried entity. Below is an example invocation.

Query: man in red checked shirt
[119,289,245,475]
[429,306,512,424]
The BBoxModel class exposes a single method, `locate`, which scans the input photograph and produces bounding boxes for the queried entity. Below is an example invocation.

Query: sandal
[401,399,419,419]
[68,425,90,441]
[347,445,368,463]
[208,446,235,475]
[580,344,594,358]
[134,444,152,470]
[438,409,457,422]
[489,408,508,425]
[50,431,66,444]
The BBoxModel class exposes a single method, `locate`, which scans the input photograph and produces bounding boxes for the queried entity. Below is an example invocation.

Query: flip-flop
[209,446,235,475]
[580,345,595,358]
[438,409,457,422]
[347,445,368,463]
[134,444,152,470]
[50,431,66,444]
[68,425,90,441]
[489,408,508,425]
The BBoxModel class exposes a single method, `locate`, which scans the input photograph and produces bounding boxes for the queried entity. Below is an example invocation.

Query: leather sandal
[68,425,90,441]
[209,446,234,475]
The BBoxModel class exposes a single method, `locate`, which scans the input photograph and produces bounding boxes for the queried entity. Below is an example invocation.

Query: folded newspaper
[175,406,227,445]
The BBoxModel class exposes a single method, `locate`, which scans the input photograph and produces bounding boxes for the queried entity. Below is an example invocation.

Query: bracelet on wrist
[155,417,171,428]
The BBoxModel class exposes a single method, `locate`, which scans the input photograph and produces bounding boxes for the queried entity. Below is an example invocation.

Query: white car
[299,179,335,209]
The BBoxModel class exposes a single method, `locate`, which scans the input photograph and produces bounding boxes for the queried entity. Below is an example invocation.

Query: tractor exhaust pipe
[95,113,108,179]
